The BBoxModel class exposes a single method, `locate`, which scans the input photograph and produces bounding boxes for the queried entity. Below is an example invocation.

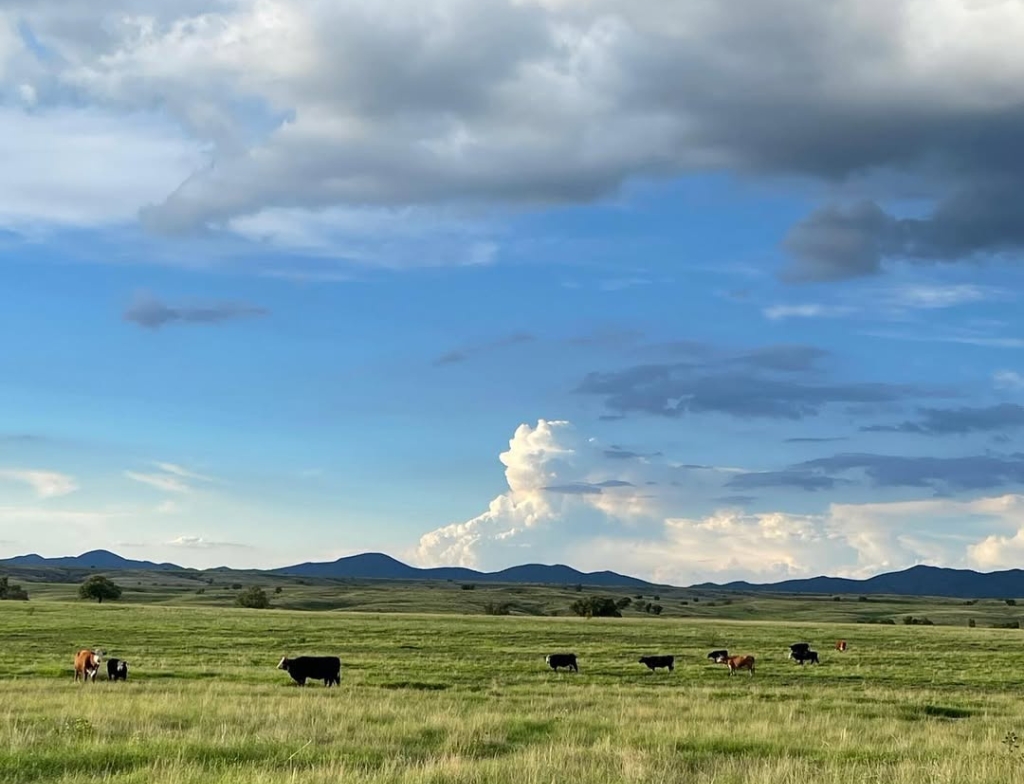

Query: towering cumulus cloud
[414,420,1024,584]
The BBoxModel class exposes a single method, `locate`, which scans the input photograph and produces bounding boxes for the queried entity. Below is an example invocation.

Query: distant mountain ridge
[694,564,1024,599]
[6,551,1024,597]
[0,549,653,588]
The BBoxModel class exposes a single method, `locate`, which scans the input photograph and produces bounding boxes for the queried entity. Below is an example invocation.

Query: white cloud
[994,370,1024,391]
[763,304,856,321]
[413,419,1024,583]
[125,462,214,494]
[0,469,78,499]
[167,535,250,550]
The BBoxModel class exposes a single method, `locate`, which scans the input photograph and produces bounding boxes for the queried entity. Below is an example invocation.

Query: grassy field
[3,600,1024,783]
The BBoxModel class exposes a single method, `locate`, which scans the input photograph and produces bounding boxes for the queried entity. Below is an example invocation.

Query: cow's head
[277,657,290,671]
[91,651,102,666]
[117,661,128,674]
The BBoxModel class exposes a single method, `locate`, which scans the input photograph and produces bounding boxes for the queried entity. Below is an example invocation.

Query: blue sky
[3,1,1024,583]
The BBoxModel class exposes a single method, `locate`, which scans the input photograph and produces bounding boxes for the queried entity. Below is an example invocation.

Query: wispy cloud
[125,463,214,495]
[432,332,535,366]
[887,284,1010,310]
[124,292,268,330]
[994,371,1024,391]
[167,536,251,550]
[763,304,856,321]
[0,469,78,499]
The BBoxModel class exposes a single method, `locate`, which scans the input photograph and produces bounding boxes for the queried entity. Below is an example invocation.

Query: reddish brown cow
[74,649,102,683]
[835,640,848,652]
[725,654,756,676]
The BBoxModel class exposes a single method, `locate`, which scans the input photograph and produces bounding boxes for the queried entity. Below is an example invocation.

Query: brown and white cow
[835,640,848,652]
[725,654,755,676]
[74,649,102,683]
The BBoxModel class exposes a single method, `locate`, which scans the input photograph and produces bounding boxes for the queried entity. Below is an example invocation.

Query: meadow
[2,597,1024,783]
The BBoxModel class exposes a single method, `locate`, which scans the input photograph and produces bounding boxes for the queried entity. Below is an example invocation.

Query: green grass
[3,600,1024,782]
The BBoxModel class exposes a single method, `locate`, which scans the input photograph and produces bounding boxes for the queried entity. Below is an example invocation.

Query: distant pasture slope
[3,602,1024,783]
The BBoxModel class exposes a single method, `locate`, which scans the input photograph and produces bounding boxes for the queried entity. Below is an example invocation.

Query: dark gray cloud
[14,1,1024,278]
[124,293,267,330]
[784,183,1024,282]
[784,437,849,444]
[862,404,1024,436]
[432,332,535,367]
[727,470,843,492]
[796,452,1024,492]
[604,446,663,460]
[578,364,935,420]
[543,479,634,495]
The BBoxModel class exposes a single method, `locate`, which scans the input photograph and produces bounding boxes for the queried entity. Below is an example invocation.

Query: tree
[650,604,663,615]
[78,575,122,604]
[0,576,29,600]
[570,596,621,618]
[615,597,632,610]
[236,586,271,609]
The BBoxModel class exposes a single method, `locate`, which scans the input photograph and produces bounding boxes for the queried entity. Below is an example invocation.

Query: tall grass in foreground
[2,602,1023,783]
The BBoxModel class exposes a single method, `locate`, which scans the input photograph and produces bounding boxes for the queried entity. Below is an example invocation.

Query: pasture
[2,601,1023,783]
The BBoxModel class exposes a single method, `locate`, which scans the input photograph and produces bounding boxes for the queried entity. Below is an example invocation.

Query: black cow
[277,656,342,686]
[707,649,729,663]
[789,642,811,654]
[106,658,128,681]
[545,653,578,672]
[639,655,674,672]
[790,649,819,665]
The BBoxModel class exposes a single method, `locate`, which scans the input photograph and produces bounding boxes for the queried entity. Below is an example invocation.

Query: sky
[3,0,1024,585]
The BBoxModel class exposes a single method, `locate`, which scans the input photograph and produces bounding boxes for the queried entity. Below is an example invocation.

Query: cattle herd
[72,638,849,685]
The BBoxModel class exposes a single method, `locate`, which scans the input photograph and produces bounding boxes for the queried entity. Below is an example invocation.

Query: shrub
[833,596,842,602]
[460,584,475,591]
[196,588,205,595]
[78,575,122,604]
[650,604,663,615]
[274,587,283,594]
[992,620,1020,629]
[236,586,271,609]
[1006,599,1017,606]
[968,618,976,628]
[230,583,243,590]
[858,596,869,602]
[615,597,632,610]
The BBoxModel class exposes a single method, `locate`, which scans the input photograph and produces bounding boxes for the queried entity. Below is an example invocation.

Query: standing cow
[725,654,756,676]
[74,649,102,683]
[545,653,578,673]
[835,640,848,652]
[107,658,129,681]
[638,655,674,672]
[277,656,342,686]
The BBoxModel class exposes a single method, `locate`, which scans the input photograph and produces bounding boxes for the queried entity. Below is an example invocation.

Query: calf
[73,649,102,683]
[790,649,819,665]
[835,640,848,652]
[107,658,129,681]
[707,649,729,664]
[638,655,674,672]
[277,655,342,687]
[545,653,578,673]
[725,654,756,676]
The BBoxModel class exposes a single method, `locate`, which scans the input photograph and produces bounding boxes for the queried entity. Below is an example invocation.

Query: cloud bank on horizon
[2,1,1024,581]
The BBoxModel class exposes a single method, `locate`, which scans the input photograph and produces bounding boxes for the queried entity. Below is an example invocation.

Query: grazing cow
[835,640,848,652]
[107,658,129,681]
[277,656,342,687]
[73,649,102,683]
[707,649,729,663]
[638,655,674,672]
[789,642,811,655]
[790,649,819,665]
[725,654,756,676]
[545,653,578,673]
